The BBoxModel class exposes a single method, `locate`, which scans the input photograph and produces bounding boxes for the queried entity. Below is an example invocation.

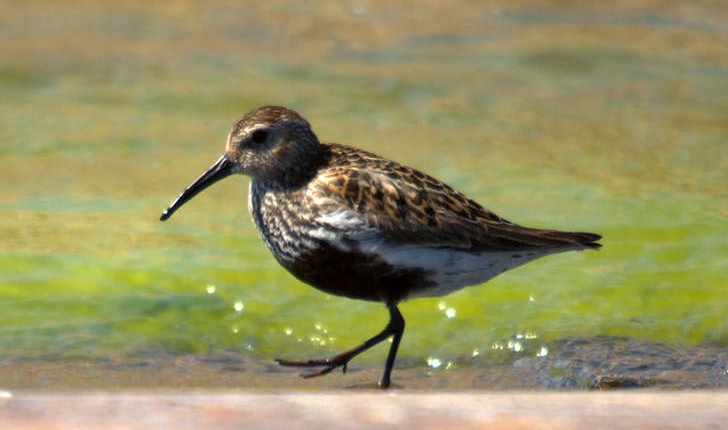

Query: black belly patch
[288,241,435,303]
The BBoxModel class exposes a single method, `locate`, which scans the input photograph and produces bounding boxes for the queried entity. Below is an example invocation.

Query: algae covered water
[1,1,726,388]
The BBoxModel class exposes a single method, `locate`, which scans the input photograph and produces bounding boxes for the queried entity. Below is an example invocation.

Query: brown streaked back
[315,143,601,251]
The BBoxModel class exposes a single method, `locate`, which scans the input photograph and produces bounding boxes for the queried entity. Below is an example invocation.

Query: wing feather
[312,144,600,251]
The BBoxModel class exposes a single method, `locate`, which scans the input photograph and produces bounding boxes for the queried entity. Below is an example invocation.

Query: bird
[159,105,601,388]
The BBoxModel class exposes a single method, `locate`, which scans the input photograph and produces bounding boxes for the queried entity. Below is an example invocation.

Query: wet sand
[2,336,725,390]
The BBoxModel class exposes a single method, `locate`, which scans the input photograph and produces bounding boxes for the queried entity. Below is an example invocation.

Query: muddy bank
[1,336,725,390]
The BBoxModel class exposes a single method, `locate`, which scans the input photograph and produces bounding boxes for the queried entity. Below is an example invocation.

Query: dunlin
[160,106,601,388]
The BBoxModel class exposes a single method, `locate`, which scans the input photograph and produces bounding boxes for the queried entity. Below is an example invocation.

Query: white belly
[360,241,560,299]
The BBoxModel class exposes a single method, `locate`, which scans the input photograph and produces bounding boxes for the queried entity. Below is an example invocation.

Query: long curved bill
[160,154,234,221]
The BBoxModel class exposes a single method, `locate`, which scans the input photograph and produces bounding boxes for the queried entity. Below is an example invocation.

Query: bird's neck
[255,144,331,191]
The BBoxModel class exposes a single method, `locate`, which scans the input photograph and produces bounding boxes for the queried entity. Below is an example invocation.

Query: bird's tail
[484,223,602,250]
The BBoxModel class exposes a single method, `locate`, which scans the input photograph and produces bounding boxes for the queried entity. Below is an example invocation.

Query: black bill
[160,154,234,221]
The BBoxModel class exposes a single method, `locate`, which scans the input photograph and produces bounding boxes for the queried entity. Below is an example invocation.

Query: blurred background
[1,0,726,389]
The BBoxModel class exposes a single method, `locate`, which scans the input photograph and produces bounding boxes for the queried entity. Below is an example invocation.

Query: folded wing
[312,144,601,251]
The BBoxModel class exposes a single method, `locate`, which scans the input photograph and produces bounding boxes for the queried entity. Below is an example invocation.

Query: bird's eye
[251,129,268,144]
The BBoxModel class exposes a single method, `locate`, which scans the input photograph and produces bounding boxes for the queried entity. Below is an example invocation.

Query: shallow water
[1,1,727,389]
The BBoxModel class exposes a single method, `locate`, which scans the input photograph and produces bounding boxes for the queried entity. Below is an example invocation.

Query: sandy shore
[1,391,725,430]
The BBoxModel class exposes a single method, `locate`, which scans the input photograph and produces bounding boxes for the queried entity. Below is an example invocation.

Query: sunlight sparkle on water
[233,301,244,312]
[507,340,523,352]
[314,323,328,333]
[309,323,331,345]
[437,301,456,318]
[308,334,331,346]
[516,332,538,340]
[205,284,216,294]
[427,357,442,368]
[309,335,324,346]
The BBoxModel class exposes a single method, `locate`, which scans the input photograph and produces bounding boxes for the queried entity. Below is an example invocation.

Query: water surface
[1,1,726,389]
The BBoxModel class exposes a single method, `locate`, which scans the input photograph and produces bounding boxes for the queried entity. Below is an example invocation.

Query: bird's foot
[275,352,354,378]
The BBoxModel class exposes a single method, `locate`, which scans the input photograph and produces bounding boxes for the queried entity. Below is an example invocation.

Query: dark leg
[379,305,404,388]
[276,303,405,388]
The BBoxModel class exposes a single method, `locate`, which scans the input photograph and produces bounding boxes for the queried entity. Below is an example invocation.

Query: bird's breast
[249,183,319,265]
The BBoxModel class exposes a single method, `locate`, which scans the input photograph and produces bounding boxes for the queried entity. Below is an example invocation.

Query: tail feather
[482,223,602,251]
[551,231,602,249]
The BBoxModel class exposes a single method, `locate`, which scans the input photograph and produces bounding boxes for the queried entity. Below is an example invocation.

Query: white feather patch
[357,238,557,299]
[310,207,369,244]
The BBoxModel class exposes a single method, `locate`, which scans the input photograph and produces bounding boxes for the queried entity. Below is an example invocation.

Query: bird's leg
[276,304,405,388]
[379,305,404,388]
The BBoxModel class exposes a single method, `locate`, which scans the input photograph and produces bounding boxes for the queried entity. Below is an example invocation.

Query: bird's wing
[311,144,600,251]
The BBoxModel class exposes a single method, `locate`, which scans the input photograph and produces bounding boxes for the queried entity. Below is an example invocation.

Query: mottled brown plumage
[316,143,600,250]
[160,105,601,388]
